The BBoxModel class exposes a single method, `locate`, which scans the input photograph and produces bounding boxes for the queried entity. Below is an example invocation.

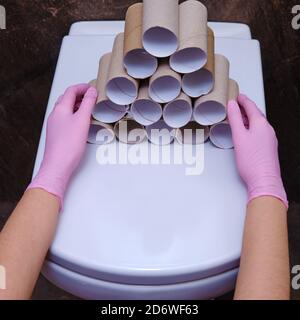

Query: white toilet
[33,21,266,300]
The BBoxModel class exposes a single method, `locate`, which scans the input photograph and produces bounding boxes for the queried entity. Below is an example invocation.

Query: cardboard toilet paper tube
[228,78,239,102]
[124,3,158,79]
[163,92,193,128]
[170,0,208,73]
[92,53,128,124]
[142,0,179,58]
[194,54,230,126]
[209,79,239,149]
[206,27,215,77]
[87,120,115,145]
[176,121,209,145]
[149,61,181,104]
[182,27,215,98]
[209,121,233,149]
[131,82,162,126]
[114,118,147,144]
[106,33,139,105]
[145,119,176,146]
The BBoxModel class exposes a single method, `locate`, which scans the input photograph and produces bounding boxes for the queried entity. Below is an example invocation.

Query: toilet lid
[34,35,266,285]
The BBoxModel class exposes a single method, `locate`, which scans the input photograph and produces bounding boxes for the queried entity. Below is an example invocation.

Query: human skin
[228,95,290,300]
[0,84,97,299]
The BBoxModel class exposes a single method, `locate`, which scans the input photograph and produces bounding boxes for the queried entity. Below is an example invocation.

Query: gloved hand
[28,84,98,208]
[227,94,288,208]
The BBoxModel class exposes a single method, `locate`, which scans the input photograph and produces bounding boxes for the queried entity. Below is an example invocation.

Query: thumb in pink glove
[27,84,98,208]
[227,94,288,208]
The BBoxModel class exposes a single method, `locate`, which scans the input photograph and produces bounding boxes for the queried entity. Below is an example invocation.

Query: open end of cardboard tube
[143,27,178,58]
[163,99,192,129]
[106,77,138,105]
[92,100,127,124]
[145,120,175,145]
[209,122,233,149]
[194,101,227,126]
[176,121,209,145]
[87,121,115,145]
[182,68,213,98]
[114,118,147,144]
[131,99,162,126]
[170,47,207,74]
[149,76,181,103]
[124,49,158,79]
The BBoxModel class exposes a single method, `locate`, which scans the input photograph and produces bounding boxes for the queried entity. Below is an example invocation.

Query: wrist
[247,175,288,209]
[27,166,70,209]
[25,188,61,211]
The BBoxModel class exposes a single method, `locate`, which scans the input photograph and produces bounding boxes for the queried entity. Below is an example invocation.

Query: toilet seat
[43,260,239,300]
[33,22,265,299]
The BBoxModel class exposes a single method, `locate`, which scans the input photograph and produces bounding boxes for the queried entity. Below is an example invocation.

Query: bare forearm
[0,189,59,299]
[234,196,290,300]
[0,84,96,300]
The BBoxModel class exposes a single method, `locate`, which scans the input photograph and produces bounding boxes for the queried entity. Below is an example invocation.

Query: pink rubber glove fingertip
[85,86,98,97]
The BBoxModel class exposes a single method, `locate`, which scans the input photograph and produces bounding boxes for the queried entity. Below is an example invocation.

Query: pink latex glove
[28,84,98,208]
[228,94,288,208]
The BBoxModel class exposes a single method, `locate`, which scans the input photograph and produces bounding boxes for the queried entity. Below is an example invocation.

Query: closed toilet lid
[34,35,266,285]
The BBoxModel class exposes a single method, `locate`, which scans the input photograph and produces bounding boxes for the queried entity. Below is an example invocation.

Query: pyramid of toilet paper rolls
[87,0,239,149]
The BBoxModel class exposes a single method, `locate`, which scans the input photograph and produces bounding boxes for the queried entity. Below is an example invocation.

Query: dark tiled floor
[0,0,300,300]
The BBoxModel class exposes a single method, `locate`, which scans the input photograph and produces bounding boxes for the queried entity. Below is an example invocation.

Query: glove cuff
[27,170,67,210]
[247,176,288,209]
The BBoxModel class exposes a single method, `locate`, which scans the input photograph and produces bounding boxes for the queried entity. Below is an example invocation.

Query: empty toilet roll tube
[170,0,208,74]
[176,121,209,145]
[114,118,147,144]
[145,119,176,146]
[124,3,158,79]
[106,33,139,105]
[193,54,230,126]
[142,0,179,58]
[163,92,193,129]
[92,53,128,124]
[87,120,115,145]
[228,78,239,101]
[131,82,162,126]
[209,121,233,149]
[149,60,181,104]
[228,78,249,127]
[209,79,240,149]
[182,27,215,98]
